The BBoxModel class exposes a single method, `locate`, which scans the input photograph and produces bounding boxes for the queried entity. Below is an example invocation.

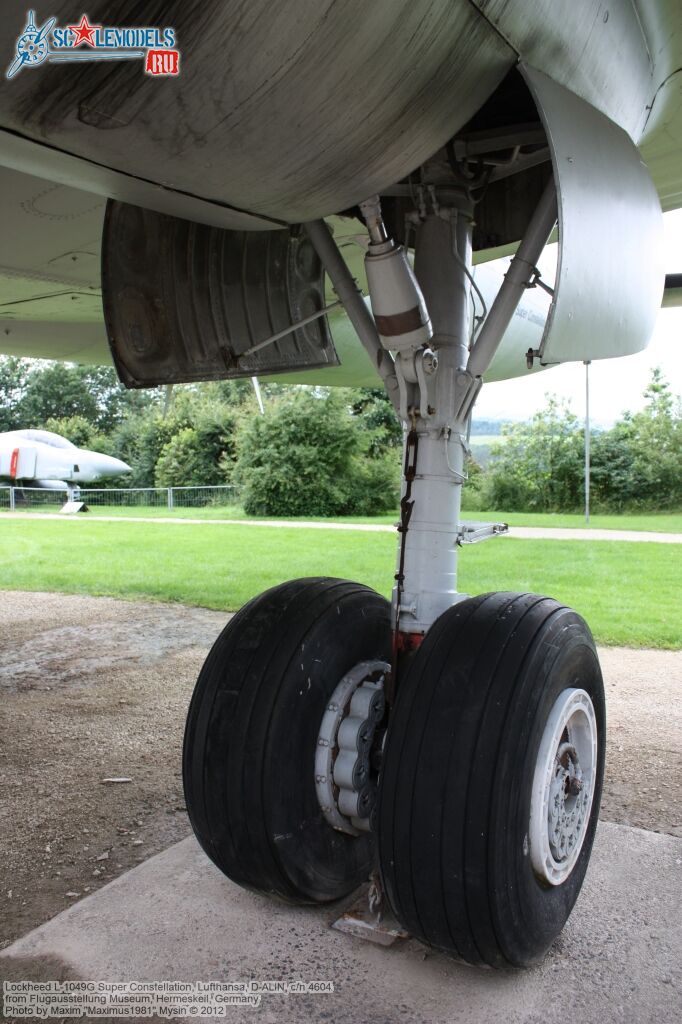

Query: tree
[208,379,263,406]
[589,421,636,510]
[630,369,682,508]
[154,409,238,488]
[106,384,245,488]
[486,396,583,511]
[590,369,682,510]
[109,411,181,487]
[44,414,112,453]
[154,428,213,487]
[0,356,31,431]
[18,363,104,426]
[235,389,399,516]
[77,365,157,431]
[483,370,681,513]
[7,360,158,433]
[348,387,402,456]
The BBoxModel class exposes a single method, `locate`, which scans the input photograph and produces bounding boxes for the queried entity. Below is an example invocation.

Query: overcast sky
[475,210,682,426]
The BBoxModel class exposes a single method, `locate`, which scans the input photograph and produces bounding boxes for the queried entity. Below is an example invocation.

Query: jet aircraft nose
[79,451,132,480]
[97,454,132,476]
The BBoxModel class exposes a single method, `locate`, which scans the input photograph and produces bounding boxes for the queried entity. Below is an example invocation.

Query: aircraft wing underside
[0,0,680,387]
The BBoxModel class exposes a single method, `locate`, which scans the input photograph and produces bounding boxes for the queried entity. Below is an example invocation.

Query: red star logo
[68,14,100,47]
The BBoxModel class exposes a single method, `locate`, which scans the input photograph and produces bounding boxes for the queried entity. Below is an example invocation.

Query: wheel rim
[529,687,598,886]
[315,660,389,836]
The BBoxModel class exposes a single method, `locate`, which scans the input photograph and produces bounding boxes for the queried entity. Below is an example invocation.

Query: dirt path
[0,591,680,951]
[3,511,682,542]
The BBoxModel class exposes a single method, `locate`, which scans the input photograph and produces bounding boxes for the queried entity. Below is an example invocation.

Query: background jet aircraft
[1,0,681,972]
[0,428,130,486]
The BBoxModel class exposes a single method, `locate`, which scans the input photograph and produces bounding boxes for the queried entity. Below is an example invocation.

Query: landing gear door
[102,203,339,389]
[520,64,664,365]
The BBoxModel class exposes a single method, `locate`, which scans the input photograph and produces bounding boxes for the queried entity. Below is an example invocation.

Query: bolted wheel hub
[315,660,389,835]
[548,741,589,863]
[529,688,598,886]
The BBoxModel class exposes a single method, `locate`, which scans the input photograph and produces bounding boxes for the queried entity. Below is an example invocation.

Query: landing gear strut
[183,180,605,967]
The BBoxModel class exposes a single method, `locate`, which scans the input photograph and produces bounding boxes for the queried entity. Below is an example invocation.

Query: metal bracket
[526,347,541,369]
[452,369,483,423]
[332,885,410,948]
[414,347,437,419]
[457,520,509,545]
[237,301,342,360]
[526,267,555,297]
[394,356,410,422]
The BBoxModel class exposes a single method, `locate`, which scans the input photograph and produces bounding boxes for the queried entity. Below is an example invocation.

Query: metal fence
[0,484,242,512]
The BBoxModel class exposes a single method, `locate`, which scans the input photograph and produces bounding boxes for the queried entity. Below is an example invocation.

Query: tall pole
[584,360,591,525]
[251,377,265,415]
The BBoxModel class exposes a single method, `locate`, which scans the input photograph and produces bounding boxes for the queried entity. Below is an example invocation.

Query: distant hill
[468,433,507,467]
[470,418,505,437]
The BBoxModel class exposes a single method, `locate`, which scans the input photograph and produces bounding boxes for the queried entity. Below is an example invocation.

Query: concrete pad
[1,822,681,1024]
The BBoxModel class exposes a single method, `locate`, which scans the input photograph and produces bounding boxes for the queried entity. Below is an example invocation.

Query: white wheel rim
[529,688,598,886]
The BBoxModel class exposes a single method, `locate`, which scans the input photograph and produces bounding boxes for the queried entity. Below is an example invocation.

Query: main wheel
[378,592,605,967]
[183,577,391,904]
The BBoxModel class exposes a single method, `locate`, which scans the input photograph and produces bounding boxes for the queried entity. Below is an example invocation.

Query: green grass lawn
[81,504,394,524]
[467,510,682,533]
[4,502,682,533]
[0,518,679,649]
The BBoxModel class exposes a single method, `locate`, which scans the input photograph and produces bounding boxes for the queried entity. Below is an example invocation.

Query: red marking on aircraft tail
[9,448,19,478]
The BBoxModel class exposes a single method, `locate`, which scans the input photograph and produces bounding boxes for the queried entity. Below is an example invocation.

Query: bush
[485,397,583,512]
[236,390,399,516]
[44,415,112,453]
[345,452,400,515]
[479,371,682,513]
[154,408,238,488]
[460,457,486,512]
[110,413,180,488]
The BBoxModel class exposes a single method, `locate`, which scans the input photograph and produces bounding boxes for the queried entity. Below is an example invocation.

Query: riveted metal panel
[471,0,655,142]
[520,65,664,364]
[0,1,513,225]
[102,202,338,388]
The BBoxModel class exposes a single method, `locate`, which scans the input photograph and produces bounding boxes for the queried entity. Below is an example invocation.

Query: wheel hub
[315,660,389,836]
[529,688,598,886]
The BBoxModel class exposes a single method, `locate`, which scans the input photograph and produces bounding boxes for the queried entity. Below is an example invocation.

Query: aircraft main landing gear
[183,179,606,967]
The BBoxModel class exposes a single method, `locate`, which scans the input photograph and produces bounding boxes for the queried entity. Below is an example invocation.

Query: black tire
[183,577,391,904]
[378,592,605,967]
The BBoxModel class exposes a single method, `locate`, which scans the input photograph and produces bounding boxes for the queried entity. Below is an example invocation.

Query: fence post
[9,486,15,512]
[168,487,174,510]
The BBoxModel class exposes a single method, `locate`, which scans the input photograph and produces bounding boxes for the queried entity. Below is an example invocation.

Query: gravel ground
[0,590,680,950]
